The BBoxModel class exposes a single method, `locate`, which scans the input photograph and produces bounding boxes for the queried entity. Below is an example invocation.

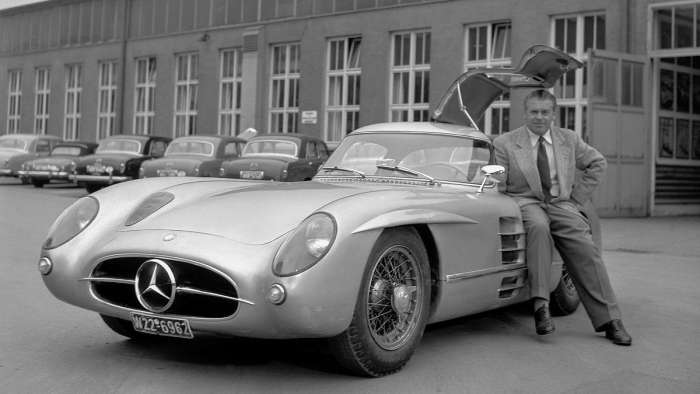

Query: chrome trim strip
[445,264,526,282]
[80,277,135,285]
[71,175,131,183]
[499,247,525,252]
[177,286,255,305]
[498,231,525,236]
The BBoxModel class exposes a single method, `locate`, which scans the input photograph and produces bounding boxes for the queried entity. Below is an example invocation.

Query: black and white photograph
[1,1,699,393]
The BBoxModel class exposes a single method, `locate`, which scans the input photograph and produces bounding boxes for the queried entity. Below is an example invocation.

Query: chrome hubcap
[366,245,422,350]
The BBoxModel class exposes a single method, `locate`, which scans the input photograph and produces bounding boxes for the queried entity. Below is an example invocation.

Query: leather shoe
[600,319,632,346]
[534,305,555,335]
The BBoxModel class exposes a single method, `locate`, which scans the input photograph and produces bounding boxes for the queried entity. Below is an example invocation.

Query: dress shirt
[526,127,559,197]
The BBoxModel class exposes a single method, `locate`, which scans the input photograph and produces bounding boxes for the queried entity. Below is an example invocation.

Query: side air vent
[498,272,526,298]
[499,216,525,265]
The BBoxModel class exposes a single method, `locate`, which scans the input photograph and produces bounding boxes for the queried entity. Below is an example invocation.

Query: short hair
[523,89,557,109]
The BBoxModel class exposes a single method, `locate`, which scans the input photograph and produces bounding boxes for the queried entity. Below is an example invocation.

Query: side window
[306,141,318,159]
[150,140,167,157]
[224,142,239,157]
[318,142,329,160]
[36,140,51,154]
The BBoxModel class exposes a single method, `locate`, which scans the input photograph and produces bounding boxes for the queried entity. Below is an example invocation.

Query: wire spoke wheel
[367,245,421,350]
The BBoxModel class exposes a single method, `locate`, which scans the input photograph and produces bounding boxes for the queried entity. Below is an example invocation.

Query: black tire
[32,179,47,188]
[549,267,580,316]
[85,183,102,193]
[329,227,431,377]
[100,314,149,340]
[20,175,30,185]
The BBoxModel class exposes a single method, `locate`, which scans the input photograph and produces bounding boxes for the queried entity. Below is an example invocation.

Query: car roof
[251,133,322,143]
[351,122,492,143]
[100,134,159,142]
[55,141,98,149]
[0,133,61,141]
[171,135,247,144]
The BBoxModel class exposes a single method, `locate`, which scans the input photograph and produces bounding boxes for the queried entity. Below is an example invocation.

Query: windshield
[96,139,141,154]
[319,132,492,184]
[0,137,28,151]
[242,139,298,158]
[52,146,82,156]
[165,140,215,156]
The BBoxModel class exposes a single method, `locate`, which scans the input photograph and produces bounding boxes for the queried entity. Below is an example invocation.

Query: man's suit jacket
[492,125,607,208]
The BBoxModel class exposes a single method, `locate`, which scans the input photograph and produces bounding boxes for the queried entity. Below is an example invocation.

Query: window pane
[676,119,690,159]
[657,9,673,49]
[675,6,694,48]
[677,72,690,113]
[693,75,700,114]
[660,69,674,110]
[693,121,700,159]
[659,117,674,157]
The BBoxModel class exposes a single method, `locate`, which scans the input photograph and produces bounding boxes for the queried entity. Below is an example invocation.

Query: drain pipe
[119,0,132,135]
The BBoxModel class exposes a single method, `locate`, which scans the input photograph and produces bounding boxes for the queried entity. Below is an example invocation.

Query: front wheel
[32,179,47,188]
[549,267,580,316]
[329,227,431,377]
[85,183,102,193]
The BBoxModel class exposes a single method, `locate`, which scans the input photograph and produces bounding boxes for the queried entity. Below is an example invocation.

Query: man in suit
[493,89,632,346]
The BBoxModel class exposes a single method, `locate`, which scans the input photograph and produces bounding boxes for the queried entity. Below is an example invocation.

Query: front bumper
[0,168,15,176]
[71,174,131,184]
[18,170,72,180]
[40,228,370,339]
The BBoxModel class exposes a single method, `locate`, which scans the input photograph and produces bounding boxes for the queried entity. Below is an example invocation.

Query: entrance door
[586,50,650,216]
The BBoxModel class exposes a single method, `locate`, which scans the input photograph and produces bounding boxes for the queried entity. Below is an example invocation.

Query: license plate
[240,170,264,179]
[131,313,194,339]
[158,169,178,177]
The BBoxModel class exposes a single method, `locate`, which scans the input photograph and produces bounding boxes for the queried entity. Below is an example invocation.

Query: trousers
[521,200,621,329]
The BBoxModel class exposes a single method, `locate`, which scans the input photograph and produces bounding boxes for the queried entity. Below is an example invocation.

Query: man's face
[524,97,556,136]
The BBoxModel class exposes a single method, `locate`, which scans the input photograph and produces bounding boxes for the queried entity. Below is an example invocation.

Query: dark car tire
[20,175,30,185]
[329,227,431,377]
[549,267,580,316]
[32,179,47,188]
[100,314,149,340]
[85,184,102,194]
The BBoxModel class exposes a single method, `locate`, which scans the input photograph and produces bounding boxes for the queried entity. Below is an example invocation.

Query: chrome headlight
[125,192,174,226]
[219,167,225,177]
[43,197,99,249]
[272,213,337,276]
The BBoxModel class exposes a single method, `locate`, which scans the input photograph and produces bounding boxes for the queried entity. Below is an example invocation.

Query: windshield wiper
[320,166,366,178]
[376,165,441,185]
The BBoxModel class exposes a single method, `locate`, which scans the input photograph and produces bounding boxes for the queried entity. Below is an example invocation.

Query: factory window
[464,21,512,135]
[174,53,199,137]
[325,36,361,142]
[34,67,50,135]
[63,64,82,140]
[218,48,243,136]
[6,70,22,134]
[269,43,300,133]
[97,61,118,140]
[389,30,431,122]
[134,57,156,135]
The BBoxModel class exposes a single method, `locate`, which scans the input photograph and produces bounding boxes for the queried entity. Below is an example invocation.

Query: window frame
[63,63,82,140]
[325,36,362,143]
[133,56,157,135]
[218,48,243,136]
[34,67,50,135]
[173,52,199,137]
[269,42,301,133]
[389,30,431,122]
[97,60,118,140]
[6,69,22,134]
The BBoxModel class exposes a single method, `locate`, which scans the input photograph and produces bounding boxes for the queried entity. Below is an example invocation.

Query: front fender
[352,208,478,234]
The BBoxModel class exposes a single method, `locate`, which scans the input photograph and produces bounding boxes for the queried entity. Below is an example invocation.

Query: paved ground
[1,178,699,393]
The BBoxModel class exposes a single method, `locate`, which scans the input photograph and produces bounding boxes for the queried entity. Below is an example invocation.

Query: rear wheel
[549,267,580,316]
[100,314,148,340]
[329,228,431,377]
[31,179,47,188]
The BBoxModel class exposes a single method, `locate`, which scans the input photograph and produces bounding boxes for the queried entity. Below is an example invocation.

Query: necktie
[537,136,552,201]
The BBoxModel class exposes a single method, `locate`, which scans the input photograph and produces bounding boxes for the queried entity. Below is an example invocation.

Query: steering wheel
[415,163,471,180]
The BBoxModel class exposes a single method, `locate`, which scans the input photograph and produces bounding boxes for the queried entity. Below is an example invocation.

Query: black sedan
[72,135,171,193]
[140,135,246,178]
[219,134,329,181]
[18,141,98,187]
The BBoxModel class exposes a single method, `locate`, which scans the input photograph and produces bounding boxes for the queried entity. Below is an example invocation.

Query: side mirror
[478,164,505,193]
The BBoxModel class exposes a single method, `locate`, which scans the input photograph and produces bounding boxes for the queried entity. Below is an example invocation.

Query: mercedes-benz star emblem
[134,259,177,313]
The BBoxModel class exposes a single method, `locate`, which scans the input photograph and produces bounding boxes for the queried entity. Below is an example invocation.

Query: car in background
[140,135,246,178]
[72,135,171,193]
[18,141,98,188]
[0,134,62,183]
[219,133,329,181]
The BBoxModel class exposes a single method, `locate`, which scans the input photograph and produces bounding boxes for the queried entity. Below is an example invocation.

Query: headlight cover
[43,196,99,249]
[125,191,174,226]
[272,213,337,276]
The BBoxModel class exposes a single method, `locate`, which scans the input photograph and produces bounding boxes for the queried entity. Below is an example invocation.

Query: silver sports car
[39,45,583,376]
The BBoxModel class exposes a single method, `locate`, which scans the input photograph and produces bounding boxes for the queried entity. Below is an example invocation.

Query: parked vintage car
[0,133,62,183]
[72,135,171,193]
[18,141,98,187]
[140,135,246,178]
[39,46,584,376]
[219,133,329,181]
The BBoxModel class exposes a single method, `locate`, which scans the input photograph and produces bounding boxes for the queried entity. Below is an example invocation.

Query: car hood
[125,180,376,244]
[30,155,78,166]
[232,155,296,164]
[0,149,26,162]
[144,156,210,168]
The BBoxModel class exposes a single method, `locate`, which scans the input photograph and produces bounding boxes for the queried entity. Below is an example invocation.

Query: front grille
[90,256,239,318]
